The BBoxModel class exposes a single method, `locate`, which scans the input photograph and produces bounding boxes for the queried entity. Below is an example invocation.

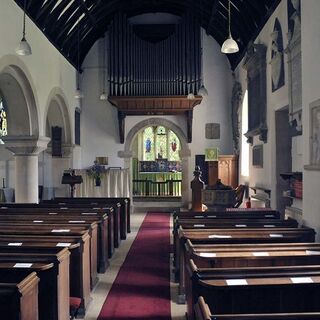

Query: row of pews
[173,208,320,320]
[0,196,130,320]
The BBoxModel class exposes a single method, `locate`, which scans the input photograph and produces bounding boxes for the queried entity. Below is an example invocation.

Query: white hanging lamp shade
[221,35,239,54]
[221,0,239,54]
[16,0,32,56]
[16,37,32,56]
[99,92,108,100]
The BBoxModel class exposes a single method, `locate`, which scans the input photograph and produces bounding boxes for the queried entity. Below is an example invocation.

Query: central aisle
[98,212,171,320]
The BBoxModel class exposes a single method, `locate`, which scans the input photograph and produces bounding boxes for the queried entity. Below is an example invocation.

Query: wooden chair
[234,184,246,208]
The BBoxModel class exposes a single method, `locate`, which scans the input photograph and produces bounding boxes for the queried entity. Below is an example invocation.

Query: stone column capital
[118,150,133,159]
[2,135,50,155]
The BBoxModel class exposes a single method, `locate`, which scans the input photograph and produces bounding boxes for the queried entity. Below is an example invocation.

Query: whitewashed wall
[80,29,233,205]
[235,0,304,209]
[0,0,76,196]
[235,0,320,239]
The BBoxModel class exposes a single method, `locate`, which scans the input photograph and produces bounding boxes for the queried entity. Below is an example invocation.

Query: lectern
[61,170,83,198]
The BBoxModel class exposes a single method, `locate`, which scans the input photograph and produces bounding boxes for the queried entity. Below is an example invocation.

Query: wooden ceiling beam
[206,0,219,35]
[13,0,281,70]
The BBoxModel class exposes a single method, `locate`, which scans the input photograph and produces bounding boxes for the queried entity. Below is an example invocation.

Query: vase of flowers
[87,161,106,187]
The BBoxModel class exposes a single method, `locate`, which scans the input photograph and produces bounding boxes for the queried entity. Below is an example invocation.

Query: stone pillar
[2,136,50,203]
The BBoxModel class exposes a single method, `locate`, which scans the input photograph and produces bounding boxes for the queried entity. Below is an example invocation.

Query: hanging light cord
[228,0,231,37]
[77,1,81,87]
[102,36,106,92]
[22,0,27,39]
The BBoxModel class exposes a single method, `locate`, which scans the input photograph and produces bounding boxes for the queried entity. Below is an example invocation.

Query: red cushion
[70,297,81,309]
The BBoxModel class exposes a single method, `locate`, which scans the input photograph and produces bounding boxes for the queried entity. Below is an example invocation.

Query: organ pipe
[108,12,201,97]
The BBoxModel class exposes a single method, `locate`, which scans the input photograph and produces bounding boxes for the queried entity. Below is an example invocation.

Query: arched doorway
[43,88,72,198]
[119,118,191,207]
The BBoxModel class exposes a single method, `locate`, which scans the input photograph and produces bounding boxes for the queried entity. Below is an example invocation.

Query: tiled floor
[82,211,186,320]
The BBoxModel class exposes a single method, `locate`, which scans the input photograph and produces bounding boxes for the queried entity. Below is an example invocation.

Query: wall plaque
[242,43,268,144]
[205,123,220,139]
[252,145,263,168]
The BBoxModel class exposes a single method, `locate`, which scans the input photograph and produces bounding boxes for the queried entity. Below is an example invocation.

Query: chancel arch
[120,117,191,207]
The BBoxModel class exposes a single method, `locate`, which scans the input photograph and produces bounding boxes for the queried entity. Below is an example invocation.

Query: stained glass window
[168,130,180,161]
[143,126,155,161]
[142,126,180,161]
[156,126,167,159]
[0,94,8,137]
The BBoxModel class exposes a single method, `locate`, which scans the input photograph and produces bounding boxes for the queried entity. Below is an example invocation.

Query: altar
[74,168,130,198]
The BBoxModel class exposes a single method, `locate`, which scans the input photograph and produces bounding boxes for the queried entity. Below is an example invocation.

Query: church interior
[0,0,320,319]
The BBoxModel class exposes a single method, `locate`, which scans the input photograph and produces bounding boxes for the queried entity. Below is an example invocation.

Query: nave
[83,210,186,320]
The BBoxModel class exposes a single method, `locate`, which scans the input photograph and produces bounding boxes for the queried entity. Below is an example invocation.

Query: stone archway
[119,117,191,207]
[43,88,73,198]
[44,87,72,155]
[0,55,42,138]
[0,56,49,202]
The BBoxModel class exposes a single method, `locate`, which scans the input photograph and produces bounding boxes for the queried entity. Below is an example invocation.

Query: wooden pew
[188,262,320,319]
[5,200,122,247]
[184,242,320,317]
[45,198,123,244]
[177,227,316,301]
[195,296,320,320]
[185,240,320,268]
[173,209,281,223]
[0,223,98,287]
[48,196,131,237]
[173,209,283,276]
[173,218,298,280]
[0,205,114,263]
[0,233,91,313]
[0,248,70,320]
[0,272,39,320]
[0,212,109,273]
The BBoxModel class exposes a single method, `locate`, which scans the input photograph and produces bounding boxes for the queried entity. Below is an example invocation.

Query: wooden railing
[133,179,182,197]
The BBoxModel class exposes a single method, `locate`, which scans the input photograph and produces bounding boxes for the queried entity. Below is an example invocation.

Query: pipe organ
[108,12,202,97]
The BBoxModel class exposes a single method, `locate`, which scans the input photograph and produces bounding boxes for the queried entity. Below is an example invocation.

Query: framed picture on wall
[205,148,219,161]
[252,145,263,168]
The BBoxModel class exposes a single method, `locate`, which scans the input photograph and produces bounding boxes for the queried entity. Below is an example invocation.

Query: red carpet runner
[98,212,171,320]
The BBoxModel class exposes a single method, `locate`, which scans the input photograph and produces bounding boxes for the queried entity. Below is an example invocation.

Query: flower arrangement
[87,161,106,186]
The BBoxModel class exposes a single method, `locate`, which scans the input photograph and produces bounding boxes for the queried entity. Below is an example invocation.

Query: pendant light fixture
[16,0,32,56]
[99,35,108,100]
[221,0,239,54]
[75,1,84,99]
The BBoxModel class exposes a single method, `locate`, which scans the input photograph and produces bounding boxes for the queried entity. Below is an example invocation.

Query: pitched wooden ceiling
[14,0,281,70]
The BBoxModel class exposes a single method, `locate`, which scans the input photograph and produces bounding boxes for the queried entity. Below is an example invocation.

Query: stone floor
[81,210,186,320]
